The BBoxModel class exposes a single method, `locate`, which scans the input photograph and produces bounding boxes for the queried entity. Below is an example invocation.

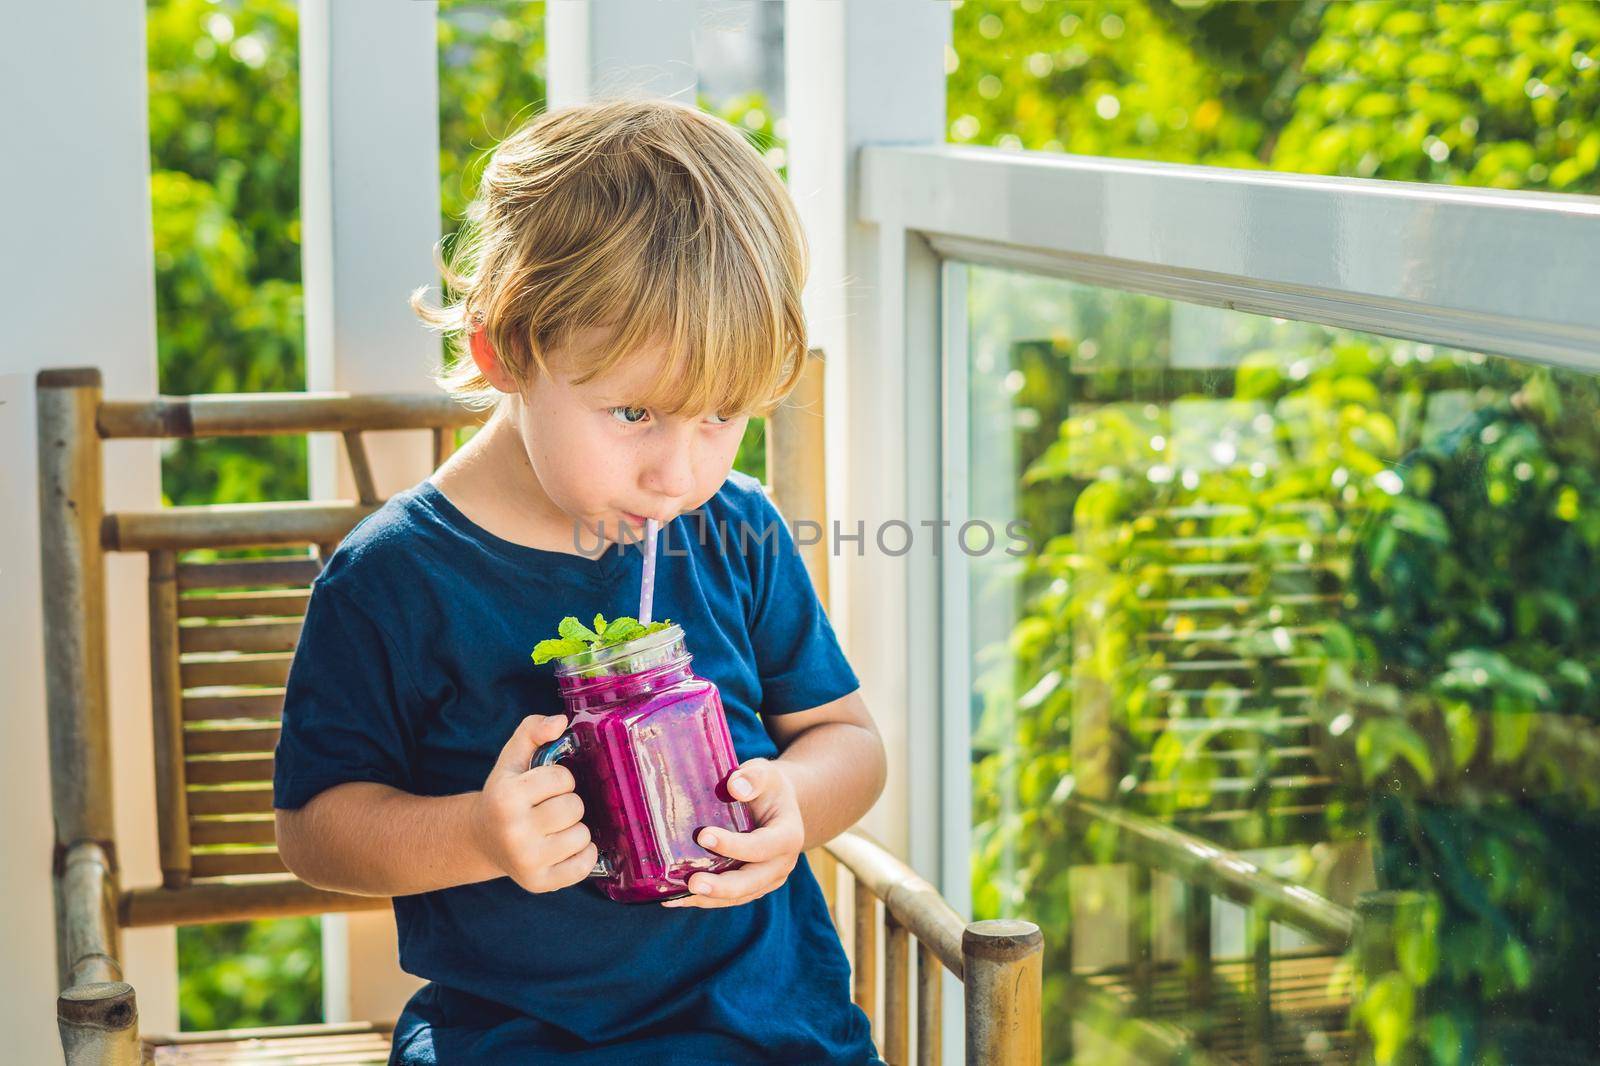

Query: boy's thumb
[495,714,568,775]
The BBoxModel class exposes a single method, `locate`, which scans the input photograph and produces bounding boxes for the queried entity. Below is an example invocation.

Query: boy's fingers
[493,714,567,777]
[664,892,759,910]
[725,758,776,802]
[679,860,784,902]
[545,821,593,863]
[531,790,585,833]
[696,823,796,862]
[518,763,578,805]
[544,841,601,889]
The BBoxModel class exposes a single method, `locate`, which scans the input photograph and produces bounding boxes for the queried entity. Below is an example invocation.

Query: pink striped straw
[638,518,660,625]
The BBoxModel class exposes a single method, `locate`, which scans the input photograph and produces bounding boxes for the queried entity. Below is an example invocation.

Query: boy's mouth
[621,508,676,529]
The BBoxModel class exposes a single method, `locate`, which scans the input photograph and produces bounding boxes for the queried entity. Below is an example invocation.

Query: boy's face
[491,325,750,548]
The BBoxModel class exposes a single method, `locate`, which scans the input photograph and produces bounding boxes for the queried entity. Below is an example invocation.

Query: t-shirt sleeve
[273,580,422,809]
[744,487,861,715]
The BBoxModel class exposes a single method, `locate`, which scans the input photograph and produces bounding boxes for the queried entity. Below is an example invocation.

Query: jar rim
[551,623,686,678]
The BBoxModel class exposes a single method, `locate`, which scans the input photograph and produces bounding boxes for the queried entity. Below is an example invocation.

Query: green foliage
[963,267,1600,1060]
[177,917,322,1031]
[532,614,675,664]
[1331,385,1600,1059]
[148,0,307,507]
[952,5,1600,1061]
[437,2,548,245]
[951,0,1600,194]
[1276,1,1600,189]
[700,91,785,482]
[970,285,1600,1061]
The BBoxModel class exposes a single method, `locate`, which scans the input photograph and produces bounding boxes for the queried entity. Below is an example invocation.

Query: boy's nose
[642,443,696,501]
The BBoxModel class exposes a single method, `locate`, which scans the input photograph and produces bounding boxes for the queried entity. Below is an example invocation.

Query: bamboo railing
[40,360,1046,1065]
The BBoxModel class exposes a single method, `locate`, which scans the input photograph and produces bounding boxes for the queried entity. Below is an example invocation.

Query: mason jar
[533,624,754,903]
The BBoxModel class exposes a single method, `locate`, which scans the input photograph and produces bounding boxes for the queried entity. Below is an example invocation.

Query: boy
[273,98,888,1064]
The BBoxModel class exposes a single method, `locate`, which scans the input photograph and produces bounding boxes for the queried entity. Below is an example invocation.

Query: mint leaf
[598,616,673,646]
[531,637,588,664]
[532,615,677,666]
[603,618,642,642]
[559,617,600,643]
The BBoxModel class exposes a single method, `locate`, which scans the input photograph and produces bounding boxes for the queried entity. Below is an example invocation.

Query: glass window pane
[949,1,1600,195]
[959,262,1600,1062]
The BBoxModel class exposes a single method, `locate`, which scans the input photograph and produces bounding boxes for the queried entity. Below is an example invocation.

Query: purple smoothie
[536,625,753,903]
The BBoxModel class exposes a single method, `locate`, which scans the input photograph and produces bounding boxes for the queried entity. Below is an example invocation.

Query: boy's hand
[470,714,599,895]
[664,758,805,909]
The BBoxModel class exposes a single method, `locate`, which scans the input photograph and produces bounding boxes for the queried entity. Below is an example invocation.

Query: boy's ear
[468,325,518,393]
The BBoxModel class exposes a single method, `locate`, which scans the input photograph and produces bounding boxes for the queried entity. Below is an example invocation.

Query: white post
[783,0,948,863]
[545,0,699,109]
[0,0,173,1054]
[302,0,444,503]
[299,0,441,1023]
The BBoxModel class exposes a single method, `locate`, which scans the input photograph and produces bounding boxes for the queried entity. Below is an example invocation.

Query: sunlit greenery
[950,0,1600,192]
[177,917,322,1031]
[955,2,1600,1063]
[148,0,306,508]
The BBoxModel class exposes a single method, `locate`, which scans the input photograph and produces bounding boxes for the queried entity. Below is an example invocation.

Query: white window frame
[860,142,1600,920]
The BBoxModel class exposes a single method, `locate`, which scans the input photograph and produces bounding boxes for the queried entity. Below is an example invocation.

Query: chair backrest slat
[105,501,377,553]
[183,690,285,722]
[177,589,313,620]
[188,788,274,817]
[190,852,289,879]
[180,653,294,690]
[188,819,277,847]
[97,391,478,439]
[184,725,281,756]
[184,756,276,786]
[179,620,303,655]
[177,557,322,590]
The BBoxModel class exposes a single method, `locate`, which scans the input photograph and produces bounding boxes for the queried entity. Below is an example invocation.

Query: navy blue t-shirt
[273,471,879,1064]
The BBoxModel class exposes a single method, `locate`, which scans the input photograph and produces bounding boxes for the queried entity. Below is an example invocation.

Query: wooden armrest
[824,828,968,976]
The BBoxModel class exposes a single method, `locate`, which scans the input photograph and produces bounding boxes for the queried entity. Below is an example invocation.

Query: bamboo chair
[37,355,1043,1066]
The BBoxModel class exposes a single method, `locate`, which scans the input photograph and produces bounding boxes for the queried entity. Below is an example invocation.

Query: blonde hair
[412,97,809,418]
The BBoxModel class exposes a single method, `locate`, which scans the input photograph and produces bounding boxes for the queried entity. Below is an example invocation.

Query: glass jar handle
[531,733,614,879]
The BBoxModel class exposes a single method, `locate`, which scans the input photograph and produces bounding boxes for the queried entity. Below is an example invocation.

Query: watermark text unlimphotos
[574,514,1036,559]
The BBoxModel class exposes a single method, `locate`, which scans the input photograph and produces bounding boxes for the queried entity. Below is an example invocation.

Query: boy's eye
[609,406,650,425]
[707,412,734,425]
